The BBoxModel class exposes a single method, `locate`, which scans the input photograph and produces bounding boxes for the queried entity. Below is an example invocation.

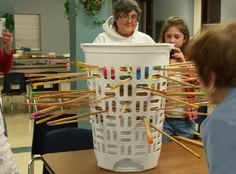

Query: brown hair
[113,0,141,28]
[159,16,190,51]
[185,22,236,90]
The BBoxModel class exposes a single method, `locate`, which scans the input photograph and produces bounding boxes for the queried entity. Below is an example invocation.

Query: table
[42,142,208,174]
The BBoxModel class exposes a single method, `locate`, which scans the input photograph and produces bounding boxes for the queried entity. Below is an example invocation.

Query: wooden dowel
[47,110,108,125]
[138,116,153,144]
[26,93,92,107]
[32,105,60,117]
[154,74,196,88]
[32,75,99,87]
[166,91,205,96]
[47,59,99,68]
[36,107,85,124]
[81,67,103,71]
[32,89,94,96]
[119,102,129,118]
[28,73,87,82]
[110,77,131,89]
[138,86,199,109]
[149,123,201,158]
[49,117,90,126]
[168,61,194,67]
[173,136,204,148]
[166,111,208,116]
[33,90,95,100]
[193,132,202,138]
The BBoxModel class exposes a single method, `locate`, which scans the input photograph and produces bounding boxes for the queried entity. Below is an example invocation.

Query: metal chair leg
[28,155,42,174]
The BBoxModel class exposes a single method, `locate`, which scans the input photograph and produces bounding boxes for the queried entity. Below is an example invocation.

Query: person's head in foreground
[113,0,141,37]
[185,22,236,104]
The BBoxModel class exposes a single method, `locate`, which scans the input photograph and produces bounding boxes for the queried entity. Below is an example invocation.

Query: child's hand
[1,29,13,54]
[170,47,186,63]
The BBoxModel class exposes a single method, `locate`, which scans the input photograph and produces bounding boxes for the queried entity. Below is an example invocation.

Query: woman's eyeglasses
[118,14,138,21]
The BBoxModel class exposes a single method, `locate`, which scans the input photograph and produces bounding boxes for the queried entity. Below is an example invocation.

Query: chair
[29,71,61,112]
[31,71,60,92]
[0,72,31,113]
[28,114,78,174]
[42,127,93,174]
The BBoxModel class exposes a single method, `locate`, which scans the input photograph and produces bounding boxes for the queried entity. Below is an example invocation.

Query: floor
[1,83,73,174]
[5,104,43,174]
[3,82,90,174]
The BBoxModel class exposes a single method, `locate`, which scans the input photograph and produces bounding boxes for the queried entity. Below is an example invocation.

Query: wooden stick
[28,93,92,108]
[193,132,202,139]
[138,86,199,109]
[36,107,86,124]
[173,136,204,148]
[47,110,108,125]
[168,61,194,67]
[138,116,154,144]
[154,74,197,88]
[33,90,95,100]
[47,59,99,68]
[32,105,60,117]
[149,123,201,158]
[28,73,87,82]
[32,75,99,87]
[166,91,205,96]
[165,111,208,116]
[81,67,103,71]
[48,117,90,126]
[110,77,131,89]
[83,95,115,105]
[119,102,129,118]
[32,89,94,96]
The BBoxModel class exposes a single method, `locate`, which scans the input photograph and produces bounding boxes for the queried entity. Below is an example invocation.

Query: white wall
[153,0,194,41]
[14,0,69,55]
[221,0,236,23]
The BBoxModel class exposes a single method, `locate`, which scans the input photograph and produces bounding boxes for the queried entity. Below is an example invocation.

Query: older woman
[94,0,154,43]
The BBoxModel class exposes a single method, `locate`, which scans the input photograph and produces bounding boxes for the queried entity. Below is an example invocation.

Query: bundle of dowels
[23,60,208,157]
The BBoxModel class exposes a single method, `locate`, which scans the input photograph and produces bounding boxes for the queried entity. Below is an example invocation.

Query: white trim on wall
[193,0,202,34]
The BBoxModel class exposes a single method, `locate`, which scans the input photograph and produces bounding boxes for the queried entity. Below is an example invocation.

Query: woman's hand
[1,29,13,54]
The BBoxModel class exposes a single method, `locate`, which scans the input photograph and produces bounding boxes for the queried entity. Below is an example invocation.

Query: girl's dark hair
[159,16,190,51]
[113,0,141,28]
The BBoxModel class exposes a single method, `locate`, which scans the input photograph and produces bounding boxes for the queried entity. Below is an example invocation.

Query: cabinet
[12,57,70,74]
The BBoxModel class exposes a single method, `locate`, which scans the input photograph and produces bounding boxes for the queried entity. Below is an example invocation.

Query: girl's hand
[1,29,13,54]
[171,47,186,62]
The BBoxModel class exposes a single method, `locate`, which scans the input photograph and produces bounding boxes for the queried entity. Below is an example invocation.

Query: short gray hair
[113,0,141,21]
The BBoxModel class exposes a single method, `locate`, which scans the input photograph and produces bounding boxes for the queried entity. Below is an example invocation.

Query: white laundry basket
[81,43,172,172]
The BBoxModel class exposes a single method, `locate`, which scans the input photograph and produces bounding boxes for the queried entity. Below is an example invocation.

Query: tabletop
[42,142,208,174]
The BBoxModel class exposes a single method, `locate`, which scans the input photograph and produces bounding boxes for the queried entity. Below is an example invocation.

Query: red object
[185,83,198,120]
[111,67,115,79]
[0,49,13,73]
[103,67,107,79]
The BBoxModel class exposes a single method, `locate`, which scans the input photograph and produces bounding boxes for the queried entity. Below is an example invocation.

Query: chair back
[31,114,78,155]
[42,127,93,174]
[2,72,27,95]
[43,127,93,154]
[32,71,59,92]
